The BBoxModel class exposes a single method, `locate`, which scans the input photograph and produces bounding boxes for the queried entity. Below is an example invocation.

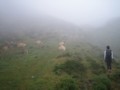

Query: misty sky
[0,0,120,26]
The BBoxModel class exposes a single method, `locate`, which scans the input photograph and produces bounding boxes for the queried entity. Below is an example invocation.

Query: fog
[0,0,120,53]
[1,1,120,90]
[0,0,120,27]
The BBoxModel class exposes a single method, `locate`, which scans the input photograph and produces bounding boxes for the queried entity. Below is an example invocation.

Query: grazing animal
[17,42,27,48]
[36,40,42,44]
[35,40,44,48]
[58,41,66,51]
[17,42,28,54]
[58,45,66,51]
[3,46,8,51]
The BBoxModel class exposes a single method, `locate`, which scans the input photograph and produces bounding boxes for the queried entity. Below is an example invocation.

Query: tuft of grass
[110,71,120,83]
[53,60,86,78]
[56,52,72,59]
[92,74,111,90]
[55,76,79,90]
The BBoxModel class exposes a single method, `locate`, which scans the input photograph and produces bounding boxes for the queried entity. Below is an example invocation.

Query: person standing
[104,45,113,73]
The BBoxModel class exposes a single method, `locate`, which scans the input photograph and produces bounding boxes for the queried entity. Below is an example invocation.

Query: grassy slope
[0,18,120,90]
[0,37,120,90]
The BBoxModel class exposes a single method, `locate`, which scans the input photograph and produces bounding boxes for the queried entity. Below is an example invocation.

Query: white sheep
[36,40,42,44]
[3,46,8,51]
[17,42,28,54]
[35,40,44,48]
[17,42,27,48]
[58,45,66,51]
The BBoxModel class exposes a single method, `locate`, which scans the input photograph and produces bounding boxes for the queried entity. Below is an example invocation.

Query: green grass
[0,40,120,90]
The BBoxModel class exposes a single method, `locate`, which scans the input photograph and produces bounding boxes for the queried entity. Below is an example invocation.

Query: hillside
[83,18,120,57]
[0,15,120,90]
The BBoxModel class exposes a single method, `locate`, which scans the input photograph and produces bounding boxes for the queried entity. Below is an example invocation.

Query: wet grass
[0,41,119,90]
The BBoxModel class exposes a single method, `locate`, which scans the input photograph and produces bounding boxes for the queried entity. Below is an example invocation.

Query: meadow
[0,38,120,90]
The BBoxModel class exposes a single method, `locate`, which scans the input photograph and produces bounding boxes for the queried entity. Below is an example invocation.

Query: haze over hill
[0,1,120,90]
[0,14,120,89]
[0,13,120,49]
[0,12,120,52]
[0,0,120,26]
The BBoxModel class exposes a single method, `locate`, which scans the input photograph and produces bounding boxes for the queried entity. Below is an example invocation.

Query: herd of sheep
[0,40,66,54]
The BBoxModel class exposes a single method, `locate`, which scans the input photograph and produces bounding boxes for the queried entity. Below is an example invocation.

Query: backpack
[106,49,112,60]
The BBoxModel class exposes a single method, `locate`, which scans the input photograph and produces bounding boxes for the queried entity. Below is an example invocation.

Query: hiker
[104,45,113,73]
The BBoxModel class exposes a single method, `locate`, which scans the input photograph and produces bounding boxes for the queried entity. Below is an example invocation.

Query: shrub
[92,74,111,90]
[88,59,105,74]
[93,83,107,90]
[55,77,78,90]
[111,71,120,83]
[113,60,120,69]
[54,60,86,76]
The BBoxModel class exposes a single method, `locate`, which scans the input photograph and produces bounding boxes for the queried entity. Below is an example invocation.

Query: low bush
[88,59,105,74]
[55,77,78,90]
[110,71,120,83]
[54,60,86,77]
[92,74,111,90]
